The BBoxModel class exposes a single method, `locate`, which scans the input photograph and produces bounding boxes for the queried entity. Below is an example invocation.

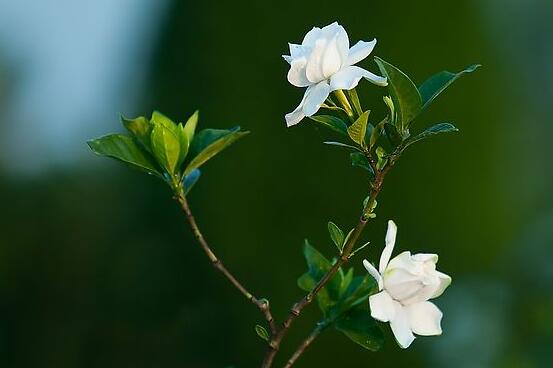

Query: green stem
[333,90,355,121]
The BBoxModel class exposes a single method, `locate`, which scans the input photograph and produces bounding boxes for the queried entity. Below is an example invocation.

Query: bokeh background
[1,0,552,367]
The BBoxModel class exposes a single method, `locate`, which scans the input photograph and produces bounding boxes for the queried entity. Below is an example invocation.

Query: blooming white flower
[363,220,452,348]
[283,22,388,127]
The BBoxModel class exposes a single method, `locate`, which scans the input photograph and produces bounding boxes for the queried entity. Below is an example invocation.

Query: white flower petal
[285,89,309,127]
[405,301,443,336]
[383,267,426,302]
[305,38,327,83]
[347,39,377,66]
[363,259,383,290]
[302,81,330,116]
[379,220,397,274]
[289,43,307,59]
[390,301,416,349]
[322,34,343,79]
[430,271,452,299]
[287,56,311,87]
[412,253,438,263]
[369,290,395,322]
[329,65,369,91]
[302,27,321,47]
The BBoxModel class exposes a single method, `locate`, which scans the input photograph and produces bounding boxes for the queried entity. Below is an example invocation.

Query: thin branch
[176,190,276,335]
[283,321,329,368]
[261,166,391,368]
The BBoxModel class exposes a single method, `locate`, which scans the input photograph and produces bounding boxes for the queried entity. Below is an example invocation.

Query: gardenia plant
[88,21,479,367]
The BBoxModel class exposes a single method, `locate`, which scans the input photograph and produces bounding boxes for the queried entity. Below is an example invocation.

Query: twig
[284,321,329,368]
[261,166,391,368]
[176,190,277,335]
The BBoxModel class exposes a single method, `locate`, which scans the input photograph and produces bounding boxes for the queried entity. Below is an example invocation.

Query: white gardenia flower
[283,22,388,127]
[363,220,452,349]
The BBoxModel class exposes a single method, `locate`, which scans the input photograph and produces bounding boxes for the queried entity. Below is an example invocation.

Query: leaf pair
[88,110,248,193]
[296,241,383,351]
[375,57,479,147]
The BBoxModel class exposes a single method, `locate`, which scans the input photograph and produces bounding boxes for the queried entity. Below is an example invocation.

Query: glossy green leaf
[184,130,249,176]
[347,89,363,116]
[88,134,161,177]
[151,123,181,175]
[188,127,240,158]
[121,115,152,150]
[340,275,378,309]
[369,119,386,149]
[176,123,190,167]
[404,122,459,149]
[183,168,201,195]
[384,123,403,146]
[340,268,354,297]
[255,324,270,342]
[151,110,177,132]
[383,96,395,124]
[183,110,199,141]
[347,110,370,146]
[335,304,384,351]
[375,146,388,171]
[328,221,345,252]
[350,152,375,177]
[374,57,422,133]
[419,64,480,110]
[309,115,348,135]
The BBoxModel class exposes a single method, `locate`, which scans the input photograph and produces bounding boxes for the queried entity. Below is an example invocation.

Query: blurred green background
[1,0,552,367]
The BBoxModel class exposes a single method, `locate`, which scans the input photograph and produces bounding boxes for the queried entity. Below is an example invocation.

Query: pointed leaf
[419,64,481,110]
[151,124,181,175]
[350,152,375,177]
[404,122,459,149]
[121,115,152,150]
[347,110,370,146]
[183,110,199,141]
[255,325,270,342]
[309,115,348,135]
[183,168,201,195]
[323,141,362,151]
[151,110,177,132]
[189,127,240,158]
[374,57,422,133]
[335,304,384,351]
[88,134,161,177]
[328,221,345,251]
[347,89,363,116]
[184,131,249,176]
[176,123,190,167]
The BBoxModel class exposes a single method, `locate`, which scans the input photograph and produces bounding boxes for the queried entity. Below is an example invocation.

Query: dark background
[1,0,552,367]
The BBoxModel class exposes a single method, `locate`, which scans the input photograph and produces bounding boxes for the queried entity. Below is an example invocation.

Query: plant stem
[176,188,277,335]
[261,166,391,368]
[283,321,330,368]
[333,90,355,121]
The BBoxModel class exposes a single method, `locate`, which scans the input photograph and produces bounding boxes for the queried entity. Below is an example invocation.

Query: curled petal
[363,260,383,291]
[347,39,377,66]
[330,66,387,90]
[302,81,330,116]
[405,301,443,336]
[412,253,439,263]
[285,89,309,127]
[321,34,344,79]
[430,271,452,299]
[390,301,416,349]
[379,220,397,274]
[287,56,311,87]
[369,290,395,322]
[305,38,328,83]
[302,26,321,47]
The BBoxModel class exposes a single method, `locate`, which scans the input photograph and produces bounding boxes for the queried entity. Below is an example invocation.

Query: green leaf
[383,96,395,124]
[189,127,240,158]
[121,115,152,150]
[419,64,481,110]
[328,221,345,252]
[347,89,363,116]
[323,141,362,151]
[374,57,422,133]
[384,123,403,146]
[404,122,459,149]
[340,275,378,308]
[350,152,375,177]
[183,168,201,195]
[347,110,370,146]
[369,119,386,149]
[375,146,387,171]
[151,124,181,175]
[151,110,177,132]
[176,123,190,167]
[184,130,249,176]
[88,134,161,177]
[183,110,199,142]
[309,115,348,135]
[340,267,354,297]
[255,324,270,342]
[335,304,384,351]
